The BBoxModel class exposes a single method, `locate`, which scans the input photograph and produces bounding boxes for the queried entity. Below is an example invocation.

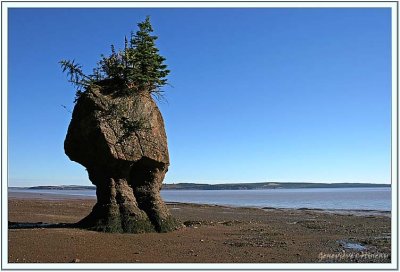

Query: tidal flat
[8,193,391,263]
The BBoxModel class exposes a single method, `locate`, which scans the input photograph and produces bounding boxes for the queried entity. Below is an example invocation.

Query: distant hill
[162,182,391,190]
[10,182,390,191]
[10,182,391,190]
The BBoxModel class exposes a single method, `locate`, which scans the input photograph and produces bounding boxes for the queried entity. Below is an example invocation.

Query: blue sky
[8,8,392,186]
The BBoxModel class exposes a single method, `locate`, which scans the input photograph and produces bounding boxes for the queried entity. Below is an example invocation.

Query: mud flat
[8,192,391,263]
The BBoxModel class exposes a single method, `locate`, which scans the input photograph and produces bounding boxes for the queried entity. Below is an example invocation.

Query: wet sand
[8,192,391,263]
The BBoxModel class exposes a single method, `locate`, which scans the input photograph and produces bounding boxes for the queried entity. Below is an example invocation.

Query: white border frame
[1,1,398,270]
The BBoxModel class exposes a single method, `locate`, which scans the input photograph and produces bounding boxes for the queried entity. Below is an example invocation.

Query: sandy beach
[8,192,391,263]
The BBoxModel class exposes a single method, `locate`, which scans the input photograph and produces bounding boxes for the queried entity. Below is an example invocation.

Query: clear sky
[8,8,392,187]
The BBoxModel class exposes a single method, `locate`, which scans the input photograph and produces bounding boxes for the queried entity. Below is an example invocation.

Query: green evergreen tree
[129,16,170,94]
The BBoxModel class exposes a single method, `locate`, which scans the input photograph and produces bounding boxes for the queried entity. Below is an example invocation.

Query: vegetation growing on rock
[61,16,169,141]
[60,16,170,101]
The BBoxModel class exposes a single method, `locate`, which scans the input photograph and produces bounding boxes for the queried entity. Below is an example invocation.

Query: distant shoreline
[9,182,391,191]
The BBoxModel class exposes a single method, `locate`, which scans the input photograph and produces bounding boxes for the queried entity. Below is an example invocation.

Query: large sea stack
[64,82,181,233]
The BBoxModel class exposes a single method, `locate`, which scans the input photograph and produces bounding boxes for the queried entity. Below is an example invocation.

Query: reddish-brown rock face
[65,84,180,233]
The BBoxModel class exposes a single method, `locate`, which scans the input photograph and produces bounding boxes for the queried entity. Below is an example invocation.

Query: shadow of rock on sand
[8,221,76,229]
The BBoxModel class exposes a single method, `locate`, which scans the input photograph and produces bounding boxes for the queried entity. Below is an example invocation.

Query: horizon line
[8,181,392,188]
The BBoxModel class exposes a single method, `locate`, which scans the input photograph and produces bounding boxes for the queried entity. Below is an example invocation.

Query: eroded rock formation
[65,82,181,233]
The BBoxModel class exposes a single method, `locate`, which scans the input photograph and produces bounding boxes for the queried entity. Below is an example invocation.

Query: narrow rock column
[77,168,154,233]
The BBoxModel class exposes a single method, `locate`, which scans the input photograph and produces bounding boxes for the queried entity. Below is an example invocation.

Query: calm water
[9,187,391,212]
